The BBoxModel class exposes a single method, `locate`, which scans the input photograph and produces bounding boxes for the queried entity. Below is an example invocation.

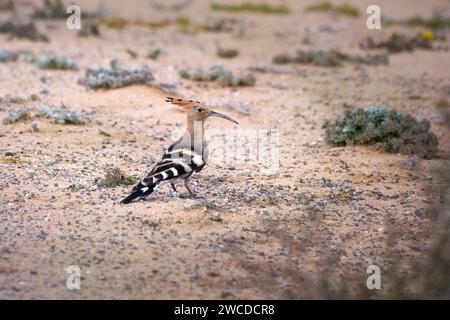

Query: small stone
[399,155,422,170]
[217,48,239,58]
[208,213,223,222]
[31,120,40,132]
[98,128,111,137]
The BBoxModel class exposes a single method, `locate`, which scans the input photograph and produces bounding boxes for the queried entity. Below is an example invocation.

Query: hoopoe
[121,97,239,204]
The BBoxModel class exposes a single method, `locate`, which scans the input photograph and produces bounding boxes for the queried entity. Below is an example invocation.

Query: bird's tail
[120,182,155,204]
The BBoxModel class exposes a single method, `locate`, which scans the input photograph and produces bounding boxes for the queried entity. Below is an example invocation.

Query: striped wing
[141,147,205,186]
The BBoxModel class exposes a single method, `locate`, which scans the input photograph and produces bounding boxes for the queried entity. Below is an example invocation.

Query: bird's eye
[197,108,204,112]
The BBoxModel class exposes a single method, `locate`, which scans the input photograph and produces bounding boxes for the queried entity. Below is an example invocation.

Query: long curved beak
[209,111,239,125]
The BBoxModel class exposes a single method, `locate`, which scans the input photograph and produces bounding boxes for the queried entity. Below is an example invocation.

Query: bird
[121,97,239,204]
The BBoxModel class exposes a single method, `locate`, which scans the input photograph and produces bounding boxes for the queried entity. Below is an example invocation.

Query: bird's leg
[171,183,181,198]
[184,176,196,198]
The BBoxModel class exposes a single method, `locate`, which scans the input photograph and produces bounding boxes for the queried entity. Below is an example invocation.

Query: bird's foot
[176,192,201,199]
[171,191,182,199]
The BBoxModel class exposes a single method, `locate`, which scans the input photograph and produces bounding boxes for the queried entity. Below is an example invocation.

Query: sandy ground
[1,0,450,299]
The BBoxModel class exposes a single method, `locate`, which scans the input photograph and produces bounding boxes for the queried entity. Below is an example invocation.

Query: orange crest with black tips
[165,97,201,111]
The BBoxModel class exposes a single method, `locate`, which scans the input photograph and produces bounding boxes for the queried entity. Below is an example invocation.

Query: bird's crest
[165,97,201,111]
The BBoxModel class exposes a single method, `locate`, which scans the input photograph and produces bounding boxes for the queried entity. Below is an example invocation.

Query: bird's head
[165,97,239,125]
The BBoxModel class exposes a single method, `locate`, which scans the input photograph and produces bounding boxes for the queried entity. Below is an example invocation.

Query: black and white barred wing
[144,147,205,183]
